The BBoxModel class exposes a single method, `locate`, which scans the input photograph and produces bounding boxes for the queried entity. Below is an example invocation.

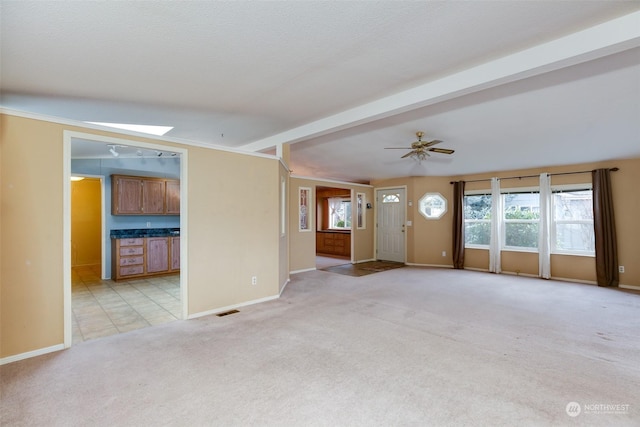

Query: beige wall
[289,177,374,272]
[373,158,640,287]
[1,113,284,359]
[71,178,102,267]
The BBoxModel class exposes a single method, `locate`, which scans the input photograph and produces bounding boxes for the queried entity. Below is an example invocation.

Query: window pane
[504,193,540,220]
[505,222,539,248]
[383,194,400,203]
[555,223,595,252]
[465,222,491,245]
[464,195,491,219]
[553,191,593,220]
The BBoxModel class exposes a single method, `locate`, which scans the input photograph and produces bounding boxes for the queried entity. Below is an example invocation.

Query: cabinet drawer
[120,238,144,246]
[120,265,144,276]
[120,256,143,266]
[120,246,144,256]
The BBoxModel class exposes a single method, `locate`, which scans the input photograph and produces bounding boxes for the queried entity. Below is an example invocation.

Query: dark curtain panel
[592,169,619,287]
[452,181,465,269]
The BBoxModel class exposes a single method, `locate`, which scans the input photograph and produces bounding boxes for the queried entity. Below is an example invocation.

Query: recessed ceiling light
[86,122,174,136]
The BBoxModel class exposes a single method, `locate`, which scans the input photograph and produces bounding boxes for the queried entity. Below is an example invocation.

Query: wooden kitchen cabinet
[316,231,351,256]
[113,177,143,214]
[112,236,179,280]
[165,180,180,214]
[112,175,179,215]
[170,236,180,271]
[147,237,169,273]
[112,238,146,280]
[142,180,165,214]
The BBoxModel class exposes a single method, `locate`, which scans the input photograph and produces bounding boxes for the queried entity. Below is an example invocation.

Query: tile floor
[72,265,181,344]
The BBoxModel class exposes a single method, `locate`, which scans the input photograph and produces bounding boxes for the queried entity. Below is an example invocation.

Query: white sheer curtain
[538,173,551,279]
[489,177,502,273]
[328,198,341,228]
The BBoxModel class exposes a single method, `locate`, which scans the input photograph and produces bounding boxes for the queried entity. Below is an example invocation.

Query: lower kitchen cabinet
[170,236,180,271]
[112,236,180,281]
[147,237,169,273]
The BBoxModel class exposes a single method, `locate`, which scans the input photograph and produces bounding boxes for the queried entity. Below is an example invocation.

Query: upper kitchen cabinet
[165,180,180,214]
[112,175,179,215]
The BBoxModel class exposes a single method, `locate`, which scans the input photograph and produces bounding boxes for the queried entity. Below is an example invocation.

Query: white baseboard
[290,267,316,274]
[550,276,597,285]
[0,344,65,366]
[463,267,489,273]
[501,270,540,279]
[279,278,291,296]
[620,284,640,291]
[188,294,279,320]
[405,263,453,268]
[354,258,376,264]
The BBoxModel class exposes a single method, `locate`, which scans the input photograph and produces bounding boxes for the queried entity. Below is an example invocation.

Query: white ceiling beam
[241,11,640,152]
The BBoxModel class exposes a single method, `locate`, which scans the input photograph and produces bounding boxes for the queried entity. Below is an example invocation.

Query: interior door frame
[374,186,407,263]
[63,130,189,349]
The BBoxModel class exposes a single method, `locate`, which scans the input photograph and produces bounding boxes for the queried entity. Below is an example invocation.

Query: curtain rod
[450,167,619,184]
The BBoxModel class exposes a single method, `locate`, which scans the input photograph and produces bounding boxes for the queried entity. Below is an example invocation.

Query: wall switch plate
[619,266,625,273]
[442,251,447,257]
[406,220,412,226]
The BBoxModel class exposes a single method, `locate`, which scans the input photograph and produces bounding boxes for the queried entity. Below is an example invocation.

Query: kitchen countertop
[110,228,180,239]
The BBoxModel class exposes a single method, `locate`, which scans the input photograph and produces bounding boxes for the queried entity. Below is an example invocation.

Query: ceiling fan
[385,131,455,160]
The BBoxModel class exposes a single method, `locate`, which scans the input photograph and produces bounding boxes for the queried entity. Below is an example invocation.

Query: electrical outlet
[251,276,257,285]
[146,221,151,228]
[619,266,625,273]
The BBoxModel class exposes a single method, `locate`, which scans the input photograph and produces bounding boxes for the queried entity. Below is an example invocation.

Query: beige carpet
[2,267,639,426]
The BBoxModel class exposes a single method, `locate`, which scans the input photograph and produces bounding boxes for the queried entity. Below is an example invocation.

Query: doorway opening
[64,131,188,347]
[315,186,353,269]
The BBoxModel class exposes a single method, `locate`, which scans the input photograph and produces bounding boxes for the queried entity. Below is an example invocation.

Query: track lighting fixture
[108,145,119,157]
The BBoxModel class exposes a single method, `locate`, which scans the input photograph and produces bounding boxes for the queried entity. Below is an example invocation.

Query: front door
[376,188,406,262]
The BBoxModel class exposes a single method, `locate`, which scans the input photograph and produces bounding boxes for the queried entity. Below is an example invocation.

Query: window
[552,189,594,254]
[464,184,594,256]
[418,192,447,220]
[329,198,351,229]
[464,194,491,247]
[299,187,312,232]
[383,194,400,203]
[356,193,366,229]
[503,192,540,250]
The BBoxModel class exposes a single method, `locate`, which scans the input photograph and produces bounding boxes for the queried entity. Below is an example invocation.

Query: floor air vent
[216,309,240,317]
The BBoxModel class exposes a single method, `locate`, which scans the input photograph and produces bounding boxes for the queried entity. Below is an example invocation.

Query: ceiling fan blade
[401,150,417,159]
[422,139,442,147]
[384,147,413,149]
[428,147,455,154]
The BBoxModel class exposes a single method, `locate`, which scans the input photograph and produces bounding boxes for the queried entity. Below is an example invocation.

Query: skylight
[86,122,174,136]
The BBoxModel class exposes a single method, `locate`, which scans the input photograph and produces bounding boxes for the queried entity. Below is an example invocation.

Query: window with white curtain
[329,198,351,230]
[464,185,594,255]
[464,194,492,247]
[552,188,594,254]
[502,191,540,251]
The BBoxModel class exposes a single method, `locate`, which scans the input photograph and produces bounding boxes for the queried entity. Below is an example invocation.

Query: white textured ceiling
[1,1,639,183]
